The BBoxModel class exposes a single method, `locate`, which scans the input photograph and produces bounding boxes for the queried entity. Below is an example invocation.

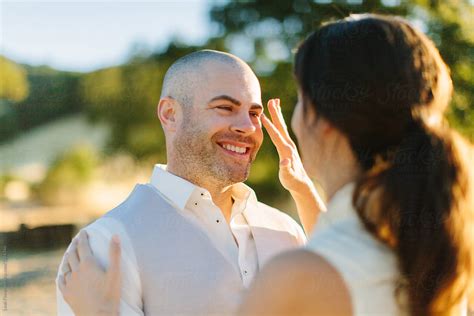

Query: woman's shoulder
[308,181,399,280]
[238,248,352,316]
[308,214,398,274]
[307,214,403,315]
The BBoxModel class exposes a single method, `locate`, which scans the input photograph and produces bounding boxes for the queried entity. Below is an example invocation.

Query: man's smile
[216,141,252,159]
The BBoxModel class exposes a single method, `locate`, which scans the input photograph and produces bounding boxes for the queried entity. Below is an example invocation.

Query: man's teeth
[222,144,246,154]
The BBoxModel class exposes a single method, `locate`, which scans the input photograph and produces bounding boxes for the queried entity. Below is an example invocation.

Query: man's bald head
[160,50,257,107]
[158,50,264,187]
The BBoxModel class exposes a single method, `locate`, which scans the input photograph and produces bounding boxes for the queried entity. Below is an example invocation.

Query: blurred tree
[211,0,408,68]
[0,57,30,141]
[81,59,167,159]
[14,66,84,131]
[0,56,29,102]
[413,0,474,137]
[0,65,84,143]
[0,100,19,141]
[37,145,98,205]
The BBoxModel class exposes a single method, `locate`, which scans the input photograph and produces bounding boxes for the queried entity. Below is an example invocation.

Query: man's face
[173,63,264,186]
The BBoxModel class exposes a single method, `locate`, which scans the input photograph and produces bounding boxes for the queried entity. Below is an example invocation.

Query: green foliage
[81,61,165,158]
[0,56,29,102]
[0,99,19,141]
[0,57,28,141]
[0,65,84,142]
[211,0,409,64]
[0,174,16,200]
[414,0,474,138]
[15,66,84,130]
[37,145,98,205]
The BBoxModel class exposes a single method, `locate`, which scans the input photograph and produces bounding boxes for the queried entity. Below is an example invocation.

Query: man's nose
[230,113,257,135]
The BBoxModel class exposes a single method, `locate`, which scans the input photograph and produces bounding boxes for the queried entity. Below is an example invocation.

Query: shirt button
[244,270,248,274]
[194,202,198,206]
[216,219,220,223]
[201,193,204,196]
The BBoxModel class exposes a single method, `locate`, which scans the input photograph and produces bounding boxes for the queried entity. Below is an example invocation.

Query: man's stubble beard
[172,118,256,188]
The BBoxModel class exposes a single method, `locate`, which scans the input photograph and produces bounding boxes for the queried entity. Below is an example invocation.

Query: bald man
[56,50,308,316]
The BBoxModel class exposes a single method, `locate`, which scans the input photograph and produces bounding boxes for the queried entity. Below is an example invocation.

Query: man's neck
[207,186,234,224]
[166,164,235,223]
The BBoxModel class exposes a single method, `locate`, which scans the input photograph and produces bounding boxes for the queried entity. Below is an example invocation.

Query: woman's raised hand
[262,98,326,235]
[262,99,313,195]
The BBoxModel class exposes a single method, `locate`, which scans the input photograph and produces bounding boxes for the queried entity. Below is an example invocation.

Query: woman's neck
[318,152,361,203]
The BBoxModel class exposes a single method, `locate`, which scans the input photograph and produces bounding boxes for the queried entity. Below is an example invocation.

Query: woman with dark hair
[58,14,473,316]
[240,14,473,316]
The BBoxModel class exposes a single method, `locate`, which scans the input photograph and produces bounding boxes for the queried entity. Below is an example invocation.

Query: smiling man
[56,50,308,316]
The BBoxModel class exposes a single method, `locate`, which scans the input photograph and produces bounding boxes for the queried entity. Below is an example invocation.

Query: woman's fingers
[108,235,121,276]
[267,99,296,149]
[280,158,293,174]
[77,230,93,261]
[275,99,297,148]
[61,254,71,274]
[66,239,80,272]
[267,99,286,135]
[106,234,121,296]
[262,114,292,158]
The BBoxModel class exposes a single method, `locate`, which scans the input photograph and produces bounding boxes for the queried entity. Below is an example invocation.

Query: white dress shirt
[56,164,306,315]
[150,165,259,287]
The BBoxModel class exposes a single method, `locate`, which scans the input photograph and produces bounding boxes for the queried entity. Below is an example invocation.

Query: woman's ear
[319,117,337,136]
[157,97,179,132]
[313,116,334,136]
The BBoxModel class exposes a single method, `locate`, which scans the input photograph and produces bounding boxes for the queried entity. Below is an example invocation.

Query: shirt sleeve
[56,217,144,316]
[279,211,307,247]
[294,221,307,246]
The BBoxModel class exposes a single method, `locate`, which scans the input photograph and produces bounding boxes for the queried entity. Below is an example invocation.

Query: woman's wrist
[289,179,317,199]
[290,178,327,215]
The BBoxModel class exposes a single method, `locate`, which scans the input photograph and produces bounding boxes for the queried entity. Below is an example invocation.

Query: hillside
[0,113,109,180]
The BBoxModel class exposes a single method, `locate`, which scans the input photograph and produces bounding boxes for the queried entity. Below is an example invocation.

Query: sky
[0,0,214,72]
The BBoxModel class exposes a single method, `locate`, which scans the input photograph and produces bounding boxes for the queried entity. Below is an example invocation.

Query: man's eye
[250,112,261,118]
[216,106,232,111]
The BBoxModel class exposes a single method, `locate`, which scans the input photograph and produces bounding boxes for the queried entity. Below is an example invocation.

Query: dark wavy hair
[295,14,473,315]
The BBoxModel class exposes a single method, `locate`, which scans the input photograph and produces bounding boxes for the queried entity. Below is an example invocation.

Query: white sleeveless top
[307,182,407,315]
[307,183,471,315]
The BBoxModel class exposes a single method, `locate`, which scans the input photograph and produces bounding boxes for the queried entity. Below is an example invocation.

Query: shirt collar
[150,164,197,210]
[149,164,257,213]
[231,182,258,217]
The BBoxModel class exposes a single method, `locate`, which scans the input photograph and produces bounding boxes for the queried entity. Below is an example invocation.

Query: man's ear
[157,97,179,132]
